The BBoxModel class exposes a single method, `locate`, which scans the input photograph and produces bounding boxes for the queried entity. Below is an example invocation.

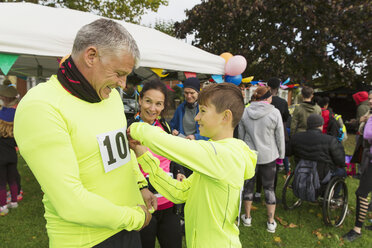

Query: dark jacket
[271,96,290,123]
[170,101,208,140]
[287,129,345,180]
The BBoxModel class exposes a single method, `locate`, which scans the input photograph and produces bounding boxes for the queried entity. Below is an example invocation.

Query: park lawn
[1,134,371,248]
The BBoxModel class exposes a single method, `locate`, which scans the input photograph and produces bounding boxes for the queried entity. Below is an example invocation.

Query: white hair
[72,18,140,66]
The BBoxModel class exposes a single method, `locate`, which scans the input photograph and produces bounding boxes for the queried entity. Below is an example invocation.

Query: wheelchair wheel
[322,177,348,227]
[282,172,302,210]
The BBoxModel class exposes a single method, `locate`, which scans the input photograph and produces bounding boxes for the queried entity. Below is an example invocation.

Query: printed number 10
[103,132,128,165]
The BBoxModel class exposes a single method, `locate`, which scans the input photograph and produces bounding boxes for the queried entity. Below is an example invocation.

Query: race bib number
[97,128,131,173]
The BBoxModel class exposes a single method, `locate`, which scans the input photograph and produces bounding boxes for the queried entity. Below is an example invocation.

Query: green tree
[1,0,168,23]
[146,19,176,36]
[175,0,371,89]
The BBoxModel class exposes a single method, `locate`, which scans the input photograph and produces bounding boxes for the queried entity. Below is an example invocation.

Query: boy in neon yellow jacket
[128,83,257,248]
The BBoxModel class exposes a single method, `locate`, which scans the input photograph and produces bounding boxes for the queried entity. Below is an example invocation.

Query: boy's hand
[138,204,152,230]
[172,129,179,136]
[127,128,147,157]
[140,188,158,212]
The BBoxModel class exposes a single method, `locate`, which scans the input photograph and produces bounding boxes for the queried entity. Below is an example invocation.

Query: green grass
[1,134,371,247]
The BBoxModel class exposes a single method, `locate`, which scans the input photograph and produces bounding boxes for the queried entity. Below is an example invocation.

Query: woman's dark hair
[139,79,168,117]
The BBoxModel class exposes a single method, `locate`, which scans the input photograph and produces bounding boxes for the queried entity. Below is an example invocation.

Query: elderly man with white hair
[14,19,155,248]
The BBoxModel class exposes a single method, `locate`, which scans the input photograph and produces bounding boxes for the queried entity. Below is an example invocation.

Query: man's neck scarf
[57,56,101,103]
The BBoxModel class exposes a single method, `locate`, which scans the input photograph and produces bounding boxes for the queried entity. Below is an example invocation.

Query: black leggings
[243,161,277,204]
[354,162,372,228]
[255,164,279,195]
[0,162,18,206]
[140,206,182,248]
[93,229,141,248]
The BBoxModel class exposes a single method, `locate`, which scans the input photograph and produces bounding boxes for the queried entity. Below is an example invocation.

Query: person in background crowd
[0,84,20,216]
[239,85,285,233]
[351,91,372,178]
[290,86,321,135]
[353,91,370,128]
[318,97,331,134]
[170,77,207,177]
[254,78,290,202]
[287,114,346,183]
[0,80,23,203]
[14,19,155,247]
[128,79,184,248]
[343,115,372,242]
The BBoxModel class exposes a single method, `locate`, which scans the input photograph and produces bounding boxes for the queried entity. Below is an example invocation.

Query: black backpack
[292,160,320,202]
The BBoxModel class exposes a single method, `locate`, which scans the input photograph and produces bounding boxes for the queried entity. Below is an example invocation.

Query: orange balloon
[220,52,233,63]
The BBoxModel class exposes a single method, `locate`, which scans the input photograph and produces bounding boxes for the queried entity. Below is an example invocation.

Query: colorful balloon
[225,74,242,86]
[220,52,233,63]
[211,74,224,83]
[225,55,247,76]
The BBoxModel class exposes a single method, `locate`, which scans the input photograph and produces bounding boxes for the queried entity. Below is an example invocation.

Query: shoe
[6,194,23,203]
[343,229,361,242]
[267,220,277,233]
[241,214,252,227]
[0,205,9,216]
[7,202,18,209]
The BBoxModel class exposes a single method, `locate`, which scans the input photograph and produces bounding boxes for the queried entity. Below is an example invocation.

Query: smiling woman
[127,79,184,248]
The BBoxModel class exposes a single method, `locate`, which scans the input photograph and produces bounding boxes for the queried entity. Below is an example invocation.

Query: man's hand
[140,188,158,212]
[186,134,195,140]
[172,129,179,136]
[176,173,186,182]
[138,204,152,230]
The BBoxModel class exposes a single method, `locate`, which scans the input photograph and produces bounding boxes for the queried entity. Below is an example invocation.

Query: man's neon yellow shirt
[131,122,257,248]
[14,76,147,248]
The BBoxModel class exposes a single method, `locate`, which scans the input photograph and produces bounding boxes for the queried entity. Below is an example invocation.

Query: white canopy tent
[0,2,225,78]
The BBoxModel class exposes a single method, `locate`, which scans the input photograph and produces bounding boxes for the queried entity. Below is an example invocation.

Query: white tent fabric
[0,3,225,77]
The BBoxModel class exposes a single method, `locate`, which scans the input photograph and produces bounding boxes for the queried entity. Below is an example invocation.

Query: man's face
[194,102,224,139]
[184,88,198,104]
[368,93,372,109]
[91,50,135,100]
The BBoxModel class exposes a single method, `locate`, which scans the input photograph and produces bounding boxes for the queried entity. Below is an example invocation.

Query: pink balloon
[225,55,247,76]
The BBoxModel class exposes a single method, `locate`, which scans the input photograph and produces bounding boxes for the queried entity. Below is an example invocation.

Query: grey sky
[141,0,201,25]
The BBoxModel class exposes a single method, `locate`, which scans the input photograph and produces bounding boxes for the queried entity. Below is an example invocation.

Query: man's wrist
[139,185,148,191]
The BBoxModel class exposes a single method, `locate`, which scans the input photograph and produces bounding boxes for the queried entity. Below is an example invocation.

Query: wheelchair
[282,171,348,227]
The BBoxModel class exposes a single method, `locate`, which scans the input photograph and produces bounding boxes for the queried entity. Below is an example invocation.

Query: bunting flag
[150,68,169,78]
[242,76,254,83]
[184,72,196,79]
[211,74,223,83]
[0,53,19,75]
[282,77,290,85]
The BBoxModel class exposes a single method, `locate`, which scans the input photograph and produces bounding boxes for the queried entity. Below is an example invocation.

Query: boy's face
[195,102,224,139]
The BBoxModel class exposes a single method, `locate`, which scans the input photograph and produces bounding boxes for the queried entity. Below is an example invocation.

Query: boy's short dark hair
[198,83,244,128]
[301,86,314,99]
